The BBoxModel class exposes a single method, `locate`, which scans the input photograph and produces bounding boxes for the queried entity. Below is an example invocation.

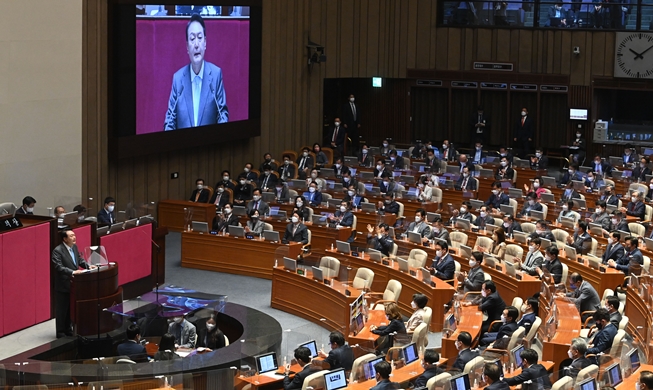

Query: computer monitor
[336,240,351,254]
[96,226,109,236]
[606,363,623,387]
[577,378,598,390]
[360,202,376,213]
[263,230,280,242]
[407,231,423,244]
[283,257,297,272]
[513,231,529,244]
[446,313,457,332]
[254,352,278,374]
[232,205,247,216]
[504,261,517,277]
[363,357,384,381]
[512,345,524,368]
[540,238,552,249]
[355,313,365,333]
[540,192,555,203]
[367,250,383,262]
[229,225,245,237]
[564,245,577,261]
[426,212,441,222]
[628,348,641,371]
[509,188,523,199]
[60,211,79,227]
[420,267,432,284]
[449,373,471,390]
[299,340,318,358]
[500,204,514,216]
[109,222,124,234]
[321,168,335,178]
[311,266,324,282]
[530,210,545,221]
[396,257,409,272]
[312,214,328,226]
[324,368,348,390]
[402,343,419,364]
[572,198,587,209]
[455,218,471,231]
[191,221,209,233]
[459,244,473,259]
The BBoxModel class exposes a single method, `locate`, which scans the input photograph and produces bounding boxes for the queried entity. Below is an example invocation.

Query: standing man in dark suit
[97,197,116,225]
[117,324,147,361]
[513,107,534,158]
[189,178,209,203]
[451,331,479,371]
[15,196,36,215]
[52,229,94,338]
[470,106,490,146]
[282,212,309,245]
[505,348,552,389]
[429,242,455,281]
[317,331,354,371]
[283,346,321,390]
[341,94,361,153]
[329,117,346,157]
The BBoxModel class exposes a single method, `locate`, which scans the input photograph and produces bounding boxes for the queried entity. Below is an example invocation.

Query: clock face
[615,32,653,79]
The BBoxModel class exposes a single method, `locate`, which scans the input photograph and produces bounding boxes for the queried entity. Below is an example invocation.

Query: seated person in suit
[241,162,258,182]
[498,146,513,164]
[606,296,623,328]
[307,169,325,190]
[609,210,630,233]
[377,192,400,215]
[374,159,391,179]
[517,238,545,276]
[366,223,394,256]
[591,200,611,230]
[15,195,37,215]
[317,331,354,371]
[474,205,495,229]
[153,333,181,361]
[209,182,229,210]
[259,153,278,172]
[358,143,373,167]
[451,331,479,371]
[379,177,398,195]
[305,180,322,207]
[560,163,583,185]
[313,143,328,169]
[486,181,510,211]
[482,362,510,390]
[640,370,653,390]
[533,220,556,242]
[441,139,457,162]
[584,170,605,192]
[233,175,254,205]
[495,156,515,181]
[547,2,568,26]
[292,196,311,222]
[413,349,444,388]
[456,166,477,191]
[406,293,428,332]
[273,180,290,202]
[633,157,652,182]
[332,157,350,178]
[388,150,404,170]
[258,164,277,192]
[380,139,395,157]
[559,273,600,322]
[557,200,579,223]
[328,201,354,228]
[562,338,592,381]
[216,170,236,191]
[282,212,309,245]
[277,155,296,181]
[370,303,406,353]
[601,185,619,207]
[343,185,364,209]
[519,192,543,217]
[647,178,653,201]
[530,147,549,170]
[458,153,475,173]
[283,346,321,390]
[536,245,563,284]
[524,176,547,199]
[341,170,358,191]
[296,147,314,179]
[480,305,519,348]
[608,236,643,274]
[461,251,485,293]
[453,201,475,224]
[463,280,506,335]
[566,221,592,255]
[622,190,646,220]
[116,324,147,362]
[370,361,399,390]
[504,348,552,389]
[591,154,612,176]
[429,241,455,281]
[622,146,638,167]
[168,314,197,348]
[407,208,432,243]
[602,231,625,265]
[189,178,209,203]
[212,203,240,232]
[97,196,117,225]
[424,148,441,172]
[244,209,265,236]
[246,189,270,215]
[470,141,487,164]
[517,297,538,335]
[560,181,580,203]
[586,308,618,361]
[502,214,522,236]
[431,217,451,245]
[197,314,226,351]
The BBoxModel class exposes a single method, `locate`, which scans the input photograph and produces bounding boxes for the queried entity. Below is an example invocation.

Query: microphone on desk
[165,84,184,130]
[210,83,227,122]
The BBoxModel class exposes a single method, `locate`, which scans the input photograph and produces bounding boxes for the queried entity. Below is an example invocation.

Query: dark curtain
[411,87,449,144]
[509,92,538,150]
[480,91,508,149]
[539,93,568,150]
[451,89,478,149]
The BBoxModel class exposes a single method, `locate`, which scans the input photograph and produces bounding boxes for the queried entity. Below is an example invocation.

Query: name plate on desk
[245,233,255,239]
[0,217,23,231]
[495,265,502,271]
[410,270,417,277]
[324,279,331,286]
[430,281,436,287]
[352,252,359,257]
[297,269,305,276]
[516,273,522,281]
[382,259,390,266]
[600,266,606,272]
[345,289,351,297]
[577,258,584,263]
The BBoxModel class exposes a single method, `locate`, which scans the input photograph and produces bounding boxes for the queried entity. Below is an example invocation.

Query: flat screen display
[254,351,278,374]
[324,368,348,390]
[299,340,318,358]
[570,108,588,121]
[402,343,418,364]
[629,349,641,370]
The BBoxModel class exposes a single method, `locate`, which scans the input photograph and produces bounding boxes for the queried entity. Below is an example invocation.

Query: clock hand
[638,44,653,59]
[629,48,644,60]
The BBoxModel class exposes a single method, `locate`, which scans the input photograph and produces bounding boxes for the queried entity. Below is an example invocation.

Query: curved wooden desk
[441,305,483,362]
[539,296,582,370]
[625,284,653,364]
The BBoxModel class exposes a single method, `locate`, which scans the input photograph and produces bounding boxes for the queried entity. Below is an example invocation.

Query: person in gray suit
[168,314,197,348]
[406,208,432,243]
[246,188,270,216]
[164,14,228,130]
[517,237,545,276]
[461,251,485,293]
[51,229,95,338]
[560,273,600,322]
[590,200,611,230]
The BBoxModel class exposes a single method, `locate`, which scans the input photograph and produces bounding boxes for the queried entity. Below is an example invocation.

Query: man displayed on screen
[164,14,228,130]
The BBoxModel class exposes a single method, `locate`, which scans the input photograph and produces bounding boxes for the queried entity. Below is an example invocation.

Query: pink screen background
[136,18,250,134]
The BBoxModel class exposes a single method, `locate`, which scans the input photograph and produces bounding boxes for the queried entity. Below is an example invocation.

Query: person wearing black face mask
[244,209,265,236]
[609,236,643,274]
[259,153,277,172]
[377,193,399,215]
[586,308,617,362]
[536,246,562,284]
[601,185,619,206]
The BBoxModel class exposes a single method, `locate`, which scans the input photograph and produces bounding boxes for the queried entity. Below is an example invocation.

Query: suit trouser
[55,291,72,334]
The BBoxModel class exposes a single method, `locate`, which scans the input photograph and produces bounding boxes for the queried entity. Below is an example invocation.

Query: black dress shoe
[56,333,66,338]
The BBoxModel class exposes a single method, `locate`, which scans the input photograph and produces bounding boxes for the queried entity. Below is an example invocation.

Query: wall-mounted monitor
[570,108,588,121]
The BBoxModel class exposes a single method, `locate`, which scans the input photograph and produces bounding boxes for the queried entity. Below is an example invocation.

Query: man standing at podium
[52,229,95,338]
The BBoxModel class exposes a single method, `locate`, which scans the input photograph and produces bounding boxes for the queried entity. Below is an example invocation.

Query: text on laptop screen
[300,340,318,358]
[255,352,278,373]
[364,357,384,380]
[324,368,348,390]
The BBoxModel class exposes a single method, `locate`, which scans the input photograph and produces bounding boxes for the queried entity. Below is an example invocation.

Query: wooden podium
[71,264,123,336]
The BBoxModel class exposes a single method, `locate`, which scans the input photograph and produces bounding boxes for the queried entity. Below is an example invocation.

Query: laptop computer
[484,255,497,268]
[469,199,484,210]
[455,218,471,231]
[577,378,598,390]
[344,156,358,165]
[446,165,460,174]
[324,369,348,390]
[400,175,415,184]
[449,373,471,390]
[396,257,409,272]
[327,199,342,209]
[298,340,318,358]
[559,216,575,228]
[529,210,545,221]
[311,266,324,282]
[564,245,578,260]
[360,202,376,213]
[479,169,494,178]
[336,240,351,254]
[96,226,109,236]
[459,244,472,258]
[59,211,79,228]
[540,237,552,249]
[367,250,383,262]
[540,192,555,203]
[254,352,279,377]
[420,267,432,284]
[312,214,328,226]
[605,362,623,387]
[192,221,209,233]
[283,257,297,271]
[609,156,624,167]
[587,256,601,270]
[360,171,374,180]
[407,231,423,244]
[263,230,280,242]
[500,204,514,216]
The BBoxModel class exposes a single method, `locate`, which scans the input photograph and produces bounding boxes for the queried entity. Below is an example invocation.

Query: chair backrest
[408,249,428,268]
[353,268,374,290]
[524,316,542,344]
[576,364,599,383]
[506,326,526,353]
[508,198,518,215]
[319,256,341,279]
[426,372,452,390]
[512,168,518,184]
[474,236,493,252]
[289,189,298,197]
[306,229,312,245]
[608,329,627,356]
[432,187,443,203]
[503,244,524,262]
[411,322,429,351]
[454,260,461,274]
[349,353,377,382]
[282,150,298,162]
[484,273,492,281]
[396,201,404,218]
[590,237,598,256]
[264,222,273,231]
[512,297,524,311]
[390,242,398,256]
[619,315,629,331]
[224,334,230,346]
[561,262,569,285]
[321,192,332,201]
[463,356,485,375]
[644,256,651,273]
[601,288,614,302]
[629,222,645,237]
[301,369,329,390]
[357,181,366,195]
[322,147,334,165]
[646,204,653,221]
[450,231,468,248]
[422,306,432,326]
[521,222,536,233]
[551,228,569,243]
[540,203,548,219]
[551,376,574,390]
[383,279,402,302]
[629,182,648,195]
[352,214,357,230]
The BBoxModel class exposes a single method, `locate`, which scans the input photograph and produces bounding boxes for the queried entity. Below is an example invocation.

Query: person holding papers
[52,229,96,338]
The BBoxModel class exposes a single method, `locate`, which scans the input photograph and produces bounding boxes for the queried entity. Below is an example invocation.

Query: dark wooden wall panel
[82,0,622,211]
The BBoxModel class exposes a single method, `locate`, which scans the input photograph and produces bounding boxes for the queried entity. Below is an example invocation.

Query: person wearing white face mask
[518,192,542,217]
[277,155,296,180]
[233,174,254,205]
[216,169,236,191]
[495,156,514,181]
[516,237,544,276]
[97,196,116,224]
[536,246,563,284]
[428,242,455,281]
[456,166,477,191]
[212,202,240,233]
[406,208,432,243]
[561,338,591,381]
[513,107,534,158]
[329,201,354,228]
[486,181,510,212]
[240,162,258,182]
[197,314,226,351]
[329,117,346,156]
[479,306,519,348]
[246,188,270,216]
[303,180,323,207]
[343,185,363,209]
[441,139,457,162]
[380,138,394,157]
[568,129,586,164]
[358,143,373,167]
[414,349,444,388]
[295,147,314,179]
[189,178,209,203]
[589,200,611,231]
[461,252,485,293]
[621,190,646,220]
[473,205,495,231]
[602,231,625,265]
[282,211,309,245]
[481,362,509,390]
[516,297,538,334]
[416,176,433,202]
[366,223,394,256]
[167,314,197,349]
[388,150,405,170]
[462,280,506,335]
[584,170,604,191]
[638,370,653,390]
[292,196,310,222]
[405,293,429,332]
[209,182,229,210]
[377,192,400,215]
[556,200,579,223]
[529,147,549,170]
